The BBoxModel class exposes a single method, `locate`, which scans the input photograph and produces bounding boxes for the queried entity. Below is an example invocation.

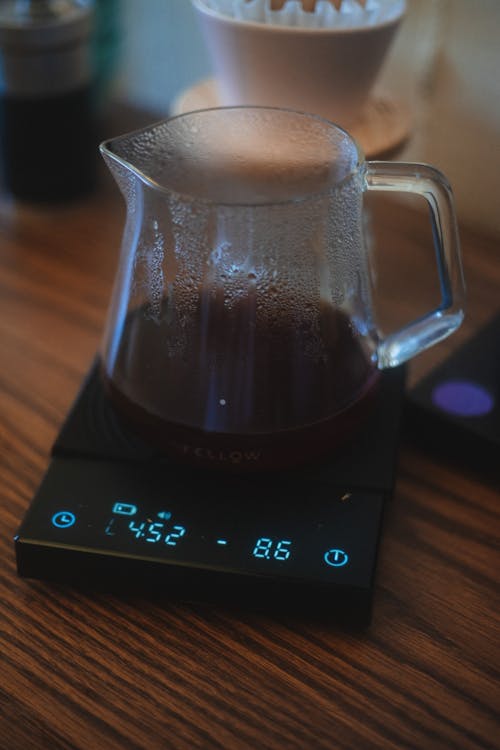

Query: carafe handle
[365,162,466,368]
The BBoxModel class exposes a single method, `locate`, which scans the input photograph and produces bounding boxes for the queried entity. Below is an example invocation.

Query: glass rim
[100,105,366,208]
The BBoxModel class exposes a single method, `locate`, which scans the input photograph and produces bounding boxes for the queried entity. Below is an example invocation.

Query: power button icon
[324,549,349,567]
[51,511,76,529]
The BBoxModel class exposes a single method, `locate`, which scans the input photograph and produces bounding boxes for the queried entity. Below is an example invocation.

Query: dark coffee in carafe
[102,289,379,470]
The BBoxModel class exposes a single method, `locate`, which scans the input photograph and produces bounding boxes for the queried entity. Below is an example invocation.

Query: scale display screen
[15,457,384,590]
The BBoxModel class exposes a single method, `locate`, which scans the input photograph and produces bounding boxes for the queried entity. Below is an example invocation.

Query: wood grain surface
[0,108,499,750]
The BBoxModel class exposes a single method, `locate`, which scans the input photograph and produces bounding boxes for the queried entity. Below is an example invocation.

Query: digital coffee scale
[15,361,406,626]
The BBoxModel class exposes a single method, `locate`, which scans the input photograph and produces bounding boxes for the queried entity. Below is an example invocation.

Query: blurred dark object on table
[0,0,121,204]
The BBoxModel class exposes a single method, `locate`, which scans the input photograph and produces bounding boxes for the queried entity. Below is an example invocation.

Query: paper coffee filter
[198,0,405,28]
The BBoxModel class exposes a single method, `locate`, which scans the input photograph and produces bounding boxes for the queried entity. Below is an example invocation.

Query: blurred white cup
[191,0,405,127]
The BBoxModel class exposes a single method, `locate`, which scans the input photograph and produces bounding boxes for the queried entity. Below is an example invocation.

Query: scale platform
[15,361,406,626]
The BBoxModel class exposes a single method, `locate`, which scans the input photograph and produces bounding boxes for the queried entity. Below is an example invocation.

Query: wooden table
[0,107,498,750]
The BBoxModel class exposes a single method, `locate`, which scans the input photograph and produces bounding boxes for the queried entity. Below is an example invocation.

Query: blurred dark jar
[0,0,97,203]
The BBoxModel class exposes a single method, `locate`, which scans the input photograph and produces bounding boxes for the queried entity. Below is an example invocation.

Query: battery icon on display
[112,502,138,516]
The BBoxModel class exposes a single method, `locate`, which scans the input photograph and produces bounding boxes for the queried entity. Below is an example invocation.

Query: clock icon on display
[51,511,76,529]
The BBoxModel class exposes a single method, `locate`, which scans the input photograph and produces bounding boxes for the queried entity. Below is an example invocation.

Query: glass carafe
[100,107,464,470]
